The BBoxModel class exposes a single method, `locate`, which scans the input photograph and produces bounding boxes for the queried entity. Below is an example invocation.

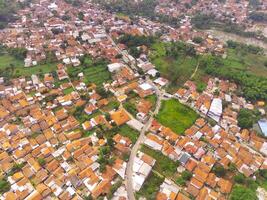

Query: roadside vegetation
[141,145,179,177]
[117,124,139,143]
[155,99,199,134]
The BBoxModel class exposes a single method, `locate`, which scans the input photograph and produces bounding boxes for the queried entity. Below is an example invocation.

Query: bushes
[227,40,264,55]
[118,34,156,48]
[212,164,226,177]
[136,172,164,199]
[0,178,10,194]
[141,145,180,177]
[37,158,46,167]
[237,109,260,129]
[181,170,193,181]
[230,185,258,200]
[123,101,138,116]
[201,55,267,101]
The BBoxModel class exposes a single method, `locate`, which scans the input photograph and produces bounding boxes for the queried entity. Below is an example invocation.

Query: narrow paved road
[125,83,162,200]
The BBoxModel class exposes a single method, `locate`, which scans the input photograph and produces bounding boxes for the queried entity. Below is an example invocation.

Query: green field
[155,99,199,134]
[63,87,74,95]
[141,145,179,177]
[67,59,111,86]
[118,124,139,143]
[0,54,57,77]
[150,42,199,89]
[136,171,164,200]
[149,41,267,94]
[223,49,267,78]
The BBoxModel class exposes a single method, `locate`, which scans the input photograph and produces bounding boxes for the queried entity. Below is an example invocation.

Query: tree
[237,109,260,129]
[230,185,257,200]
[78,12,84,20]
[212,164,226,177]
[181,170,192,181]
[0,178,10,194]
[192,36,204,44]
[234,173,246,184]
[38,158,46,167]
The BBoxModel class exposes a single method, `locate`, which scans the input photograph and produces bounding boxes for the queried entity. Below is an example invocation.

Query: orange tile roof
[110,109,130,126]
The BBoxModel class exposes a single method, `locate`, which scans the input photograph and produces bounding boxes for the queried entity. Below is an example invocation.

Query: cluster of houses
[142,115,267,199]
[0,68,137,200]
[0,0,228,69]
[0,0,266,199]
[156,0,255,25]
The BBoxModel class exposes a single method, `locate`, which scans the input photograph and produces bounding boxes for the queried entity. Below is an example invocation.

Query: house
[208,98,222,122]
[110,109,130,126]
[107,63,125,73]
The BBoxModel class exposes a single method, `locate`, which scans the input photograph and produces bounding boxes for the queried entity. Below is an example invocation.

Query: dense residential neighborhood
[0,0,266,200]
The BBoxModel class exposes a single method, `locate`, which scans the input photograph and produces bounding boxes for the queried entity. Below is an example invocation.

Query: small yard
[118,124,139,143]
[155,99,199,134]
[141,145,179,177]
[63,87,74,95]
[136,171,164,200]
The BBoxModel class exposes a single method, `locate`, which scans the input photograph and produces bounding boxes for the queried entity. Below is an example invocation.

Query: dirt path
[190,62,199,79]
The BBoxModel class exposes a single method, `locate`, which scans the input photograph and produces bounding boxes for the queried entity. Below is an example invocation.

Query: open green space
[67,57,111,86]
[155,99,199,134]
[118,124,139,143]
[150,42,199,89]
[136,171,164,200]
[63,87,74,95]
[141,145,179,177]
[0,54,57,78]
[224,48,267,78]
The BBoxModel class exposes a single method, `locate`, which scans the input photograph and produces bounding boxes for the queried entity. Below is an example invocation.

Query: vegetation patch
[63,87,74,95]
[155,99,198,134]
[150,42,200,89]
[141,145,179,177]
[67,56,111,86]
[117,124,139,143]
[230,184,257,200]
[136,171,164,200]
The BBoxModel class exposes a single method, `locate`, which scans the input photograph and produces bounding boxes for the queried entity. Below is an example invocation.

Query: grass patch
[118,124,139,143]
[136,171,164,200]
[155,99,199,134]
[224,48,267,77]
[141,145,179,177]
[150,42,199,87]
[63,87,74,95]
[145,94,157,110]
[0,54,58,78]
[67,57,111,86]
[101,100,120,112]
[123,101,138,116]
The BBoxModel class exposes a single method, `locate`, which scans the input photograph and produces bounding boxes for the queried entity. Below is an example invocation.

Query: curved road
[125,82,162,200]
